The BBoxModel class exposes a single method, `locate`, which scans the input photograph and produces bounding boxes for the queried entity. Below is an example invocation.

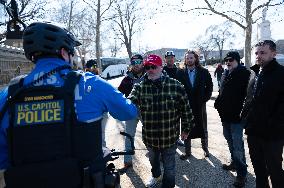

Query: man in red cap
[128,54,194,188]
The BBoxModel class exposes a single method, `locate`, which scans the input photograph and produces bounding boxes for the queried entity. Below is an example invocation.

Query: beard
[132,67,142,75]
[166,61,174,67]
[186,61,195,67]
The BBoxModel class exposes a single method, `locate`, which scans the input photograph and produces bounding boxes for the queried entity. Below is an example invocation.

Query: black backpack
[3,71,86,188]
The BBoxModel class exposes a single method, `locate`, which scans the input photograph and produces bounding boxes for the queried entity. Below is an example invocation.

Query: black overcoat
[176,66,213,138]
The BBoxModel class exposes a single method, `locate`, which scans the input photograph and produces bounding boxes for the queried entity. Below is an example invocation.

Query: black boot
[203,148,210,157]
[233,176,246,187]
[222,163,236,171]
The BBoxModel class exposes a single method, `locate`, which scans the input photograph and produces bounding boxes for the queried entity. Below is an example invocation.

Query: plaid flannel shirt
[128,73,194,149]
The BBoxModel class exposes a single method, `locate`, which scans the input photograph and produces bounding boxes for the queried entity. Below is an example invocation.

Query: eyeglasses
[144,65,157,70]
[131,60,142,65]
[224,58,234,62]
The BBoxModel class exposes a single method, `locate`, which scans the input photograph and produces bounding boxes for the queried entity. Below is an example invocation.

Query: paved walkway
[104,66,283,187]
[1,66,282,188]
[104,93,258,188]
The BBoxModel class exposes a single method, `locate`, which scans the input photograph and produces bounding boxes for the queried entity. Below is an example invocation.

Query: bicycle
[101,131,135,188]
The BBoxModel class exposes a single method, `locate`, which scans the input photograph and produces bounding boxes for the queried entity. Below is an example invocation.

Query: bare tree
[72,14,97,66]
[82,0,115,74]
[206,21,236,62]
[111,0,142,59]
[109,37,123,57]
[52,0,96,64]
[191,35,214,63]
[178,0,284,67]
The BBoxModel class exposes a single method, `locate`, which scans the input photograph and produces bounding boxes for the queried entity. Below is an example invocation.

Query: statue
[262,7,268,22]
[0,0,7,6]
[1,0,26,39]
[257,6,272,41]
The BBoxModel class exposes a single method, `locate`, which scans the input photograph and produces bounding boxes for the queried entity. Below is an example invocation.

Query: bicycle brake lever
[109,156,119,161]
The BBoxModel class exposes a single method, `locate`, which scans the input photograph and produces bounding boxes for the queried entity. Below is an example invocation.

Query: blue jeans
[222,122,247,177]
[147,145,176,188]
[124,118,138,164]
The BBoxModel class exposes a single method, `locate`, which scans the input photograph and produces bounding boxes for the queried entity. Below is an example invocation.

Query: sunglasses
[131,60,142,65]
[224,58,234,62]
[165,56,174,59]
[144,65,157,70]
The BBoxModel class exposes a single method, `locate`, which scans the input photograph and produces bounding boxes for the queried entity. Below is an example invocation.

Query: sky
[131,0,284,54]
[1,0,284,57]
[139,13,231,50]
[136,12,284,52]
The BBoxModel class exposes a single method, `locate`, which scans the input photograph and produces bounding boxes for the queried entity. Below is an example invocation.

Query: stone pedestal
[257,20,272,41]
[4,39,23,48]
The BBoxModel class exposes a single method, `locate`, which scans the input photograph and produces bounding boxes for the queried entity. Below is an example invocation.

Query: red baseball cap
[143,54,162,66]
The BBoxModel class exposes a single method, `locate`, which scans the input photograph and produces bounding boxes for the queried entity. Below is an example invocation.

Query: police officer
[0,22,137,188]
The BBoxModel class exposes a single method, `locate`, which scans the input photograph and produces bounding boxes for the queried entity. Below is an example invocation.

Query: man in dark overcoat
[176,50,213,159]
[242,40,284,188]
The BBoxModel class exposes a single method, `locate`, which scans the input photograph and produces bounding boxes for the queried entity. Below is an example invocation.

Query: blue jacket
[0,58,138,169]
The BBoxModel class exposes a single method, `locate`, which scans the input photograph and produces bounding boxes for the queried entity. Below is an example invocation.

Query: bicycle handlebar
[111,131,135,156]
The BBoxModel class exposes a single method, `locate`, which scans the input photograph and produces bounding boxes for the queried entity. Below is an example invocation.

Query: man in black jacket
[176,50,213,159]
[214,51,250,187]
[242,40,284,188]
[163,51,178,79]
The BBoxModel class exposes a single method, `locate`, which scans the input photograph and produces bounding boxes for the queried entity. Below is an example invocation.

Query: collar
[35,58,70,67]
[34,58,71,76]
[261,58,278,73]
[187,67,195,73]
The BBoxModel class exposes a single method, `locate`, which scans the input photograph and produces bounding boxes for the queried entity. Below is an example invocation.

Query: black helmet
[23,22,81,61]
[85,59,97,68]
[165,51,175,57]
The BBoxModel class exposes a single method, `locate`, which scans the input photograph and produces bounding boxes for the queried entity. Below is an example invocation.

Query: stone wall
[0,44,34,87]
